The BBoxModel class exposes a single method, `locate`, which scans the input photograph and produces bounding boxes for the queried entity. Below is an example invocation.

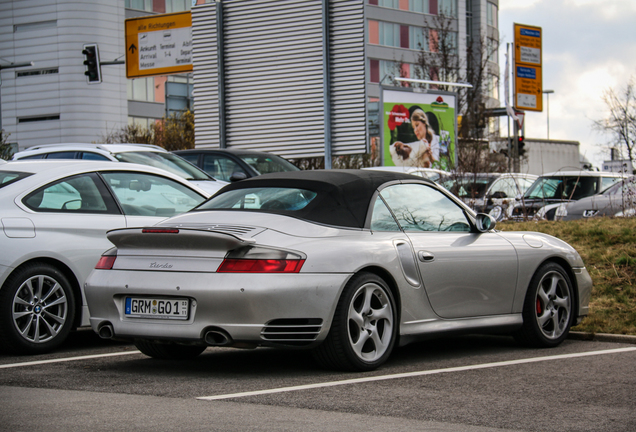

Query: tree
[1,129,12,160]
[396,12,505,174]
[100,110,195,151]
[594,77,636,169]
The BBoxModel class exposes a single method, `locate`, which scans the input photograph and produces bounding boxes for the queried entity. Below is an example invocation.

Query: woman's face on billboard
[412,119,427,141]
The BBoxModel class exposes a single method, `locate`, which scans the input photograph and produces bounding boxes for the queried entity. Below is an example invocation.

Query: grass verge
[499,217,636,336]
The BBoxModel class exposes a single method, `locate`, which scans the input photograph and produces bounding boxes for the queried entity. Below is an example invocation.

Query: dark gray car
[560,176,636,220]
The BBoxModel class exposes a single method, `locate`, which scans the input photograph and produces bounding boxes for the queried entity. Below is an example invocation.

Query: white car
[0,160,210,354]
[363,166,449,183]
[11,143,228,195]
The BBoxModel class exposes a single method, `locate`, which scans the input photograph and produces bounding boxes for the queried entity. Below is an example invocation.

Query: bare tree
[404,13,504,174]
[0,129,12,160]
[594,77,636,169]
[99,110,195,151]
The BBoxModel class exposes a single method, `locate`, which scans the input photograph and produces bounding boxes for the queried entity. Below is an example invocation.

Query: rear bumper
[85,270,348,346]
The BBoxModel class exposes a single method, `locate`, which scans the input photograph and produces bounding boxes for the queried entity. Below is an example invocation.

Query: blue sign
[517,66,536,79]
[520,28,541,38]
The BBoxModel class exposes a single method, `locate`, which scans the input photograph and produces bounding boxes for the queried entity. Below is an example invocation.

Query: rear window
[198,187,317,212]
[0,171,33,189]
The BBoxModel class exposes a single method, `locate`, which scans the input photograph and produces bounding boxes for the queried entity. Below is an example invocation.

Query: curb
[568,331,636,344]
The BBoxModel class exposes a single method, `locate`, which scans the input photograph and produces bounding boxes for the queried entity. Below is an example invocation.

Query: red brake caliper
[536,298,543,314]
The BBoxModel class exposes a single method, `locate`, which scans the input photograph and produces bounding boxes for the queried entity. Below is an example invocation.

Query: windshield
[238,154,299,175]
[0,171,33,189]
[440,175,499,199]
[524,176,599,200]
[197,187,317,212]
[115,151,213,181]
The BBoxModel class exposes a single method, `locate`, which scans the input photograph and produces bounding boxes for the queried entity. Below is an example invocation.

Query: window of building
[14,20,57,32]
[409,26,427,50]
[465,0,473,45]
[18,115,60,123]
[125,0,153,11]
[409,0,429,14]
[16,68,58,78]
[487,37,499,62]
[438,0,457,17]
[125,0,192,13]
[488,74,499,99]
[487,2,498,28]
[127,77,156,102]
[128,116,159,130]
[369,60,425,83]
[166,0,191,13]
[369,20,432,52]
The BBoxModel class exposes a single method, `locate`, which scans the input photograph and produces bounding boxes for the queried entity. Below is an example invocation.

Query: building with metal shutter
[1,0,499,162]
[191,0,367,161]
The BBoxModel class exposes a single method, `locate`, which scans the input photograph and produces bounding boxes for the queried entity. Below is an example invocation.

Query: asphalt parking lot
[1,330,635,432]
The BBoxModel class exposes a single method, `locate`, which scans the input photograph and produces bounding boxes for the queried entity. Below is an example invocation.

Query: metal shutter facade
[192,0,367,159]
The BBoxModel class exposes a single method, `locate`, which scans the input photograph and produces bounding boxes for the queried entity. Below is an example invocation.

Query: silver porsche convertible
[85,170,592,371]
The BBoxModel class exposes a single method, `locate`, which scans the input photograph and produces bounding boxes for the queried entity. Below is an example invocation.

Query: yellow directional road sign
[125,11,192,79]
[514,23,543,112]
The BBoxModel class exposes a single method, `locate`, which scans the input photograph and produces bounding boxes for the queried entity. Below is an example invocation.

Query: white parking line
[197,347,636,401]
[0,350,141,369]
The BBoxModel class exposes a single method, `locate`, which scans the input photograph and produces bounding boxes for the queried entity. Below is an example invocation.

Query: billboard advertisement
[382,89,457,171]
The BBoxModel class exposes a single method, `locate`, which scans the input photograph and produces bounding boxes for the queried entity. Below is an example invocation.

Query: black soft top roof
[209,169,430,229]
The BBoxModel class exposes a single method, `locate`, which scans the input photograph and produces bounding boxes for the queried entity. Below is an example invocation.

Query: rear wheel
[313,272,397,371]
[0,262,75,354]
[135,339,206,360]
[514,262,573,347]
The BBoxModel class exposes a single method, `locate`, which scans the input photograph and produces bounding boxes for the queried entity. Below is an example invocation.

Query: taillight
[218,258,305,273]
[95,255,116,270]
[142,228,179,234]
[218,246,306,273]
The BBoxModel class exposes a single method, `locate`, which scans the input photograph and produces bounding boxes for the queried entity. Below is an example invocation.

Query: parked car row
[0,143,621,363]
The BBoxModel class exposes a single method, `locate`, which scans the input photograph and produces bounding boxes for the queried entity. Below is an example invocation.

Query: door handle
[417,250,435,262]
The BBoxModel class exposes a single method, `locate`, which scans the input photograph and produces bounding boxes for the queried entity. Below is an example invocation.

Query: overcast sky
[498,0,636,168]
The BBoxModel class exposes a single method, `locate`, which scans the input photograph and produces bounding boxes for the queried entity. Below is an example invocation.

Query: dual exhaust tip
[97,323,232,347]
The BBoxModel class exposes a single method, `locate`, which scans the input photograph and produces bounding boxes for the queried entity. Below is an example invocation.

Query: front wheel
[313,272,397,371]
[0,262,75,354]
[514,262,573,347]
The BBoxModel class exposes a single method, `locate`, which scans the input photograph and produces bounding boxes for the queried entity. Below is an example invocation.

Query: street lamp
[543,89,554,140]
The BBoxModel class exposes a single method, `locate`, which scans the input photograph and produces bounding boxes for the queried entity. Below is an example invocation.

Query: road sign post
[514,23,543,112]
[125,11,193,79]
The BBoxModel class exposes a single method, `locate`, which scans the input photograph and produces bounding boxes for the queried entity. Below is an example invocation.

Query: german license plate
[125,297,189,320]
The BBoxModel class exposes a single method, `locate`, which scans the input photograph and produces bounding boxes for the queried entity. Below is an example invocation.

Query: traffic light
[518,135,526,157]
[82,44,101,84]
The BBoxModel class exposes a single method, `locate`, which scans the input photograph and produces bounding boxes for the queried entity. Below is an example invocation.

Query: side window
[380,184,471,232]
[23,173,116,213]
[101,172,206,217]
[178,153,199,165]
[370,196,401,231]
[44,151,78,159]
[490,178,524,198]
[81,152,110,161]
[203,155,244,182]
[602,176,621,190]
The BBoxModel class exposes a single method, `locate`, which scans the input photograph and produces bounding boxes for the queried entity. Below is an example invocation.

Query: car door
[378,183,518,319]
[20,172,127,285]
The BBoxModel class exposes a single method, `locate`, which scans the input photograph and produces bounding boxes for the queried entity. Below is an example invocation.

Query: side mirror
[229,172,248,182]
[490,191,507,199]
[475,213,496,232]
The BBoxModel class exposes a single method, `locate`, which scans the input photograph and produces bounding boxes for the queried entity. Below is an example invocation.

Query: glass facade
[368,0,457,17]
